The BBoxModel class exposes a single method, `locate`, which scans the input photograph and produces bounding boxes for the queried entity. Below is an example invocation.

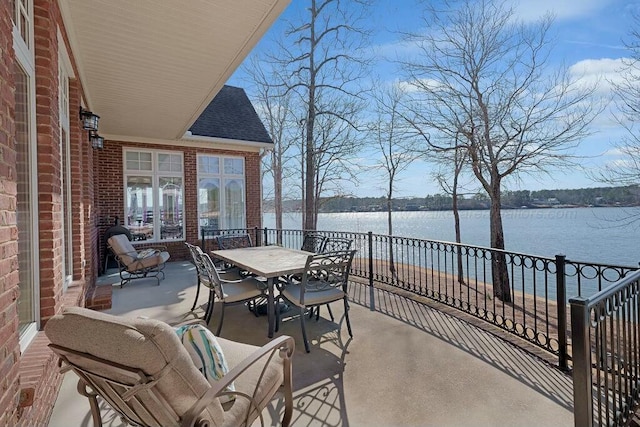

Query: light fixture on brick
[89,131,104,149]
[79,106,100,131]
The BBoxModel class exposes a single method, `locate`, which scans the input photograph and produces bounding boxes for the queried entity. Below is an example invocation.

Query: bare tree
[402,0,600,302]
[368,83,422,279]
[599,11,640,186]
[276,0,370,230]
[434,140,470,285]
[243,56,298,233]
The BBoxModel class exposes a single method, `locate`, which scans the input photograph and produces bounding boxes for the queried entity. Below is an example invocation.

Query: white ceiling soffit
[60,0,289,140]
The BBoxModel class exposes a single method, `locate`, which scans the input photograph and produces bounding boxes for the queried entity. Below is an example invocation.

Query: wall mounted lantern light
[89,131,104,149]
[79,107,100,131]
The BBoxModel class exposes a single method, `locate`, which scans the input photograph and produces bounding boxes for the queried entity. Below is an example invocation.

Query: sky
[228,0,640,199]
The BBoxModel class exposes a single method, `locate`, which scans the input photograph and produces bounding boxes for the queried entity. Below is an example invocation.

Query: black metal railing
[252,227,636,368]
[204,226,640,425]
[570,270,640,427]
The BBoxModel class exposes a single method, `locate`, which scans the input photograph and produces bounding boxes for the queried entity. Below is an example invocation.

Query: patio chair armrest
[171,318,207,328]
[139,245,167,252]
[112,249,139,258]
[180,335,295,427]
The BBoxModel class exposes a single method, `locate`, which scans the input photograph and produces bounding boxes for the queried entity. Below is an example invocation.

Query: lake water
[264,207,640,267]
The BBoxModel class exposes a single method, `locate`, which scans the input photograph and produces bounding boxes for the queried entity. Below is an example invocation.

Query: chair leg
[343,298,353,338]
[326,304,335,322]
[215,304,226,336]
[190,275,201,311]
[275,298,281,333]
[103,253,110,275]
[77,379,102,427]
[204,291,215,324]
[300,307,310,353]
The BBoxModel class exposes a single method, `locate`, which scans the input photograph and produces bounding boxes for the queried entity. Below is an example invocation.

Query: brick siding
[0,0,21,424]
[0,1,267,424]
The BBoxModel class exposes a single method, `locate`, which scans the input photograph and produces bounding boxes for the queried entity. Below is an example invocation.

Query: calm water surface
[264,207,640,267]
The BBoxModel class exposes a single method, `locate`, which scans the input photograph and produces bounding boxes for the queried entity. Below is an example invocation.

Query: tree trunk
[304,117,315,230]
[489,179,512,302]
[452,178,464,285]
[304,0,317,231]
[274,149,283,245]
[387,191,396,281]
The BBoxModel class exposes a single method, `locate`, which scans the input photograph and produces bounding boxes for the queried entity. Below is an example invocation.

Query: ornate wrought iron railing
[242,227,636,369]
[570,270,640,427]
[203,226,640,425]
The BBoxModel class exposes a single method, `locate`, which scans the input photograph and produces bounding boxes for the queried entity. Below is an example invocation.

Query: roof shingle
[189,85,273,144]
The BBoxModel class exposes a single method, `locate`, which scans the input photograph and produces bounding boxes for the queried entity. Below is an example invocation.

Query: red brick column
[0,0,21,424]
[34,0,63,324]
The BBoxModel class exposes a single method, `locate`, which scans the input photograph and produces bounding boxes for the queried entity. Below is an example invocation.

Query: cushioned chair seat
[281,283,345,307]
[44,307,294,427]
[126,251,170,272]
[217,337,285,426]
[218,277,264,303]
[108,234,170,287]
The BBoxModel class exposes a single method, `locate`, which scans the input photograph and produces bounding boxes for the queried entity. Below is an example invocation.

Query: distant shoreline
[265,204,640,214]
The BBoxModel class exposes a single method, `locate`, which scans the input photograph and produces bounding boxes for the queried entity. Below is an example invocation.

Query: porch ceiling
[59,0,289,141]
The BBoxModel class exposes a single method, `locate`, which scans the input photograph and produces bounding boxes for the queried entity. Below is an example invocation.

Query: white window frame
[123,148,185,243]
[13,0,40,351]
[12,0,33,57]
[58,28,74,291]
[197,154,246,235]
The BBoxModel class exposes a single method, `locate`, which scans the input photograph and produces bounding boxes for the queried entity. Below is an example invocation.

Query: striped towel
[174,324,236,401]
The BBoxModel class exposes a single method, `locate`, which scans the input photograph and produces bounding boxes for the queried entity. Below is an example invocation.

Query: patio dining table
[211,245,313,338]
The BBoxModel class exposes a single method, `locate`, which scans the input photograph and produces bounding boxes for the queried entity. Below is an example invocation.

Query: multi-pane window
[59,44,73,290]
[13,0,38,348]
[13,0,32,52]
[124,150,184,242]
[198,155,246,233]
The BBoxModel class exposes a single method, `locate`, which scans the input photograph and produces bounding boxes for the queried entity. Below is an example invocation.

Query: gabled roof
[189,85,273,144]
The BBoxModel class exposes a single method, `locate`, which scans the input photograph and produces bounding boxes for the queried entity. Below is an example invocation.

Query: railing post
[368,231,375,311]
[263,227,268,246]
[253,226,259,246]
[570,296,593,427]
[556,254,568,370]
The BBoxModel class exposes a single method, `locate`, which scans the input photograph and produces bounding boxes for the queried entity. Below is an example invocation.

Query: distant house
[0,1,287,424]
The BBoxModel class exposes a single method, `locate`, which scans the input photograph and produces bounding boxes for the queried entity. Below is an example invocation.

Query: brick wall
[0,0,21,424]
[34,0,64,325]
[4,1,96,425]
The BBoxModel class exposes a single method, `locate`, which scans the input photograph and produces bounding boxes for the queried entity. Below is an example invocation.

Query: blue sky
[229,0,640,198]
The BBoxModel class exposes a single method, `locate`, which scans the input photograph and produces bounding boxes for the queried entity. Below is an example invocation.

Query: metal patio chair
[321,237,353,253]
[215,234,252,250]
[276,250,356,352]
[301,233,326,253]
[107,234,170,287]
[185,242,242,312]
[45,306,294,427]
[199,251,266,335]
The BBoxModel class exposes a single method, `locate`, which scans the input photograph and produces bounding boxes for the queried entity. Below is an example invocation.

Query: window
[59,35,73,290]
[198,155,246,233]
[13,0,32,56]
[13,0,39,349]
[124,150,184,242]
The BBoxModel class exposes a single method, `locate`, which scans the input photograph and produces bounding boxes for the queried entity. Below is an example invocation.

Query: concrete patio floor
[48,261,574,426]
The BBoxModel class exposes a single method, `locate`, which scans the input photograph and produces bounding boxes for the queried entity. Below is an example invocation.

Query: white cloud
[569,57,627,83]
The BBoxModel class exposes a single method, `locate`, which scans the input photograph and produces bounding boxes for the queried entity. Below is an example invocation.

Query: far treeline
[264,185,640,213]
